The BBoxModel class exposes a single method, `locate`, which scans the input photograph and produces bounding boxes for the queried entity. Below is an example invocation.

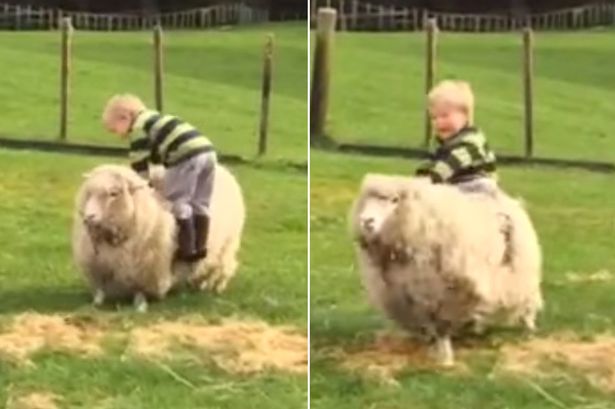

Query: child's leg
[163,159,200,260]
[190,152,217,259]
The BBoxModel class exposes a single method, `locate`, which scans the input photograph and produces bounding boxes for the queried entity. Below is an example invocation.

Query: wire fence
[311,0,615,31]
[0,2,269,31]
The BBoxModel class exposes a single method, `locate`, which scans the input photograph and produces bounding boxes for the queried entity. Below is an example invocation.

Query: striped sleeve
[416,160,452,183]
[128,110,162,176]
[416,145,472,183]
[129,135,150,175]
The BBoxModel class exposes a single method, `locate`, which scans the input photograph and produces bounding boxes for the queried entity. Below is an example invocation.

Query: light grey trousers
[455,178,499,198]
[163,151,217,220]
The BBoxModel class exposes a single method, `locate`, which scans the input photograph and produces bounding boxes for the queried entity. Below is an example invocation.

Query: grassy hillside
[0,23,307,409]
[325,30,615,162]
[311,29,615,408]
[0,23,307,162]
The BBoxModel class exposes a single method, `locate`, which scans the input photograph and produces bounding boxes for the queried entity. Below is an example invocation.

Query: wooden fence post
[423,18,438,148]
[402,8,409,30]
[310,8,337,144]
[258,34,274,156]
[522,27,534,158]
[59,17,73,141]
[351,0,358,29]
[153,24,164,112]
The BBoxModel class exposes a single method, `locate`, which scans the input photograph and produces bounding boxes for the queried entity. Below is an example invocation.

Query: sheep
[72,164,245,312]
[350,174,543,366]
[148,164,245,295]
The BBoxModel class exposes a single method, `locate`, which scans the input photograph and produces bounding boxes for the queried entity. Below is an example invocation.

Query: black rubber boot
[192,214,210,261]
[176,218,196,262]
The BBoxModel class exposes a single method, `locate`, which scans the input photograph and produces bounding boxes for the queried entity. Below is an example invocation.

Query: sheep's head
[351,174,409,246]
[77,165,148,243]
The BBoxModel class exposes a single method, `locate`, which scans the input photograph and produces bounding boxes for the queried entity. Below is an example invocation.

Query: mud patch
[6,391,61,409]
[128,318,307,374]
[0,313,104,365]
[331,332,467,385]
[498,333,615,393]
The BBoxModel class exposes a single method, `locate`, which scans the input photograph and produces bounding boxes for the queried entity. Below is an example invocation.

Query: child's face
[104,111,133,137]
[429,102,468,140]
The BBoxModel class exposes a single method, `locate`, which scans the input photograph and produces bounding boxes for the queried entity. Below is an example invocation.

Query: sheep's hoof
[522,314,537,333]
[470,318,487,335]
[197,279,209,291]
[211,276,229,294]
[134,293,148,313]
[92,290,105,307]
[432,337,455,367]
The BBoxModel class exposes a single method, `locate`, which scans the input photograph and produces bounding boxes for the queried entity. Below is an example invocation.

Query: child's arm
[129,135,151,180]
[415,146,472,183]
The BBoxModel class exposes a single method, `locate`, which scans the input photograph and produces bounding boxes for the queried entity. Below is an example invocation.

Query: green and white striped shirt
[416,127,496,184]
[129,110,214,173]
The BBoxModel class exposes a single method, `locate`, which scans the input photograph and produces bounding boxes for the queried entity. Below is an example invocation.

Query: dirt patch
[565,270,613,283]
[498,333,615,393]
[0,313,104,365]
[128,318,307,374]
[331,332,468,385]
[6,391,62,409]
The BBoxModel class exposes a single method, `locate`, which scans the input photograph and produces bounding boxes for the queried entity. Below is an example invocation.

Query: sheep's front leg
[92,289,105,307]
[521,312,537,333]
[431,336,454,367]
[133,292,148,313]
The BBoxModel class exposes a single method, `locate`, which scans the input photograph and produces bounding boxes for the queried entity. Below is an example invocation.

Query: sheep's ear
[127,179,148,194]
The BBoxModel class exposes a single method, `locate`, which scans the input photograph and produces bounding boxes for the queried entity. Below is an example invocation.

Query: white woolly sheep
[350,174,543,366]
[72,163,245,312]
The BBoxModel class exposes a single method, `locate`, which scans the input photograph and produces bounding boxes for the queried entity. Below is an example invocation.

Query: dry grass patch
[0,313,307,376]
[0,313,104,365]
[564,270,614,283]
[498,332,615,393]
[128,318,307,374]
[6,391,62,409]
[331,331,469,385]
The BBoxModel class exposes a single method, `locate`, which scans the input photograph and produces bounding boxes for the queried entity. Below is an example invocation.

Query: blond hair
[428,80,475,125]
[102,94,147,125]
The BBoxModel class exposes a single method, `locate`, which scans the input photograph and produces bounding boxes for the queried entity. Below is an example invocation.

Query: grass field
[0,23,307,162]
[325,30,615,162]
[311,30,615,408]
[0,23,307,409]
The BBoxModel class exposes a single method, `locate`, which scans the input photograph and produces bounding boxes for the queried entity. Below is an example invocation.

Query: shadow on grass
[0,137,308,174]
[0,285,90,314]
[0,284,272,320]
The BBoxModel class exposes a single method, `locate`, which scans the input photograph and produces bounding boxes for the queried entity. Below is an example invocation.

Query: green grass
[0,23,307,408]
[310,151,615,408]
[0,23,307,162]
[325,30,615,162]
[311,30,615,408]
[0,149,307,407]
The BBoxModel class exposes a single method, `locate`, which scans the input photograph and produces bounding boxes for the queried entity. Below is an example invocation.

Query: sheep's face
[353,175,407,244]
[358,192,400,239]
[79,170,146,236]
